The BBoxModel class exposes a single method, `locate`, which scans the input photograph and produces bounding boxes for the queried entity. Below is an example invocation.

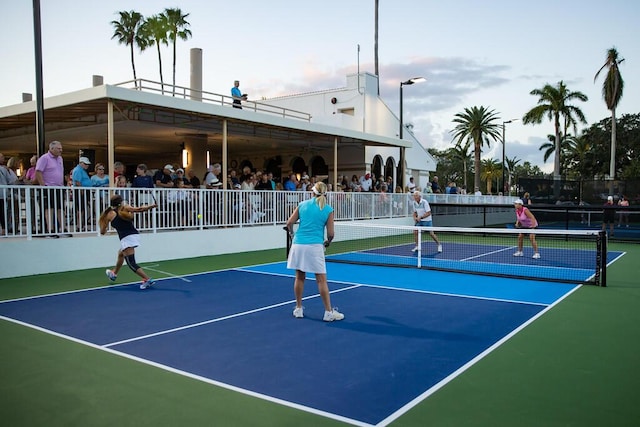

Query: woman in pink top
[513,198,540,259]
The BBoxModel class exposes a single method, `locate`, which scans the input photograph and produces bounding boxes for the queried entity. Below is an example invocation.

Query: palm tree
[523,81,588,181]
[451,106,502,191]
[594,47,625,185]
[452,138,473,190]
[480,158,501,194]
[505,156,521,195]
[164,8,192,95]
[140,14,169,93]
[111,11,146,88]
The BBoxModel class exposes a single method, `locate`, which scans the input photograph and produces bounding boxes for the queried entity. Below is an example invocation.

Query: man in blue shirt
[71,156,93,231]
[231,80,247,109]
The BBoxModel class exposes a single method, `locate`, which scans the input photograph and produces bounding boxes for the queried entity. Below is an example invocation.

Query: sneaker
[323,308,345,322]
[513,251,524,257]
[437,244,443,253]
[532,253,541,259]
[293,306,304,318]
[411,246,419,252]
[140,278,156,290]
[105,269,117,282]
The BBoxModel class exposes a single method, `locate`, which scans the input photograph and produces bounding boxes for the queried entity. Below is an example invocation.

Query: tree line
[446,48,629,194]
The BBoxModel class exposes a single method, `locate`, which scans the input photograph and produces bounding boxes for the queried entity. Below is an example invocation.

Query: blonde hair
[313,182,328,210]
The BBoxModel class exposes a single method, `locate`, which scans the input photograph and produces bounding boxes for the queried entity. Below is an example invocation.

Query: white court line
[461,246,516,261]
[143,263,192,282]
[0,314,370,427]
[103,284,361,348]
[375,283,583,427]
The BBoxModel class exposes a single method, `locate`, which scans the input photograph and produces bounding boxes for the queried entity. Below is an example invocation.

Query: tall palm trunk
[609,108,617,193]
[130,44,137,88]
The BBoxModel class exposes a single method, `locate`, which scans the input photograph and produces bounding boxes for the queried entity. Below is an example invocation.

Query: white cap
[79,156,91,164]
[514,199,523,205]
[164,164,175,172]
[607,196,613,201]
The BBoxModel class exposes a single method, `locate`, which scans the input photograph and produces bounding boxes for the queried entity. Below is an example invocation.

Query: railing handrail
[112,78,312,122]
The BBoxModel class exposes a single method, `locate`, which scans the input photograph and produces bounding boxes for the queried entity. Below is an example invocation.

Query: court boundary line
[375,282,583,427]
[0,314,371,427]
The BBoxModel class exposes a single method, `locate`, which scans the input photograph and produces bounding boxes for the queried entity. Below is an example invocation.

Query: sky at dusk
[2,0,638,172]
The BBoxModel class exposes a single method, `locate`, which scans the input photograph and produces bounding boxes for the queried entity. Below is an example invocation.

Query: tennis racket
[150,192,158,207]
[283,226,293,257]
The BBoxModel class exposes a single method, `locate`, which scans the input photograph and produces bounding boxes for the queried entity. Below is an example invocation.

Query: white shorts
[120,234,141,251]
[287,244,327,274]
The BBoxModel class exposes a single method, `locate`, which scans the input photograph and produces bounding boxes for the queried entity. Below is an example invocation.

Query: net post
[597,230,607,287]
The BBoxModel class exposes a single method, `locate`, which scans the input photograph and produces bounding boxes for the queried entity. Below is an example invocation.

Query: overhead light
[182,149,188,168]
[401,77,426,86]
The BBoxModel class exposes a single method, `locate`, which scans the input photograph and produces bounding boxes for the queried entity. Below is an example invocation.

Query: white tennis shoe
[532,253,541,259]
[140,278,156,289]
[513,251,524,257]
[437,244,443,253]
[105,269,117,282]
[323,309,345,322]
[293,307,304,318]
[411,246,419,252]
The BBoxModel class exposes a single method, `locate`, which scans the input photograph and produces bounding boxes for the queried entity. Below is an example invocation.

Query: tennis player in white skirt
[285,181,344,322]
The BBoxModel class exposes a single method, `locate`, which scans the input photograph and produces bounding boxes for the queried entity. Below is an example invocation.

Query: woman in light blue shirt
[285,181,344,322]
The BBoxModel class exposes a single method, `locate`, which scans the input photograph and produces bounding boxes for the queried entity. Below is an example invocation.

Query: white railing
[114,79,312,122]
[0,185,515,239]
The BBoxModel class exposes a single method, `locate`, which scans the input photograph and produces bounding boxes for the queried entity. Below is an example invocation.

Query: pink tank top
[516,207,537,228]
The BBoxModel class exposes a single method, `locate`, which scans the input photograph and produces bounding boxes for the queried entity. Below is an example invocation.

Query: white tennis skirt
[287,243,327,274]
[120,233,141,251]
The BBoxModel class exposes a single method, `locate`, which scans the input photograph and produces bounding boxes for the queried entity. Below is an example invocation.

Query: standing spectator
[411,191,442,253]
[204,163,222,189]
[284,173,299,191]
[407,176,416,193]
[285,181,344,322]
[229,169,240,187]
[522,192,532,205]
[71,156,93,232]
[132,164,154,189]
[359,173,373,192]
[154,164,175,188]
[602,196,616,237]
[186,168,201,188]
[0,153,18,235]
[618,195,630,228]
[474,187,482,196]
[386,176,394,193]
[35,141,65,236]
[115,175,131,204]
[113,161,125,179]
[24,155,38,184]
[174,168,189,186]
[91,163,109,188]
[431,176,440,193]
[231,80,247,109]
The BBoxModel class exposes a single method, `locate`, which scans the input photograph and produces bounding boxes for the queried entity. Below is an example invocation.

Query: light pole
[501,119,518,195]
[399,77,426,190]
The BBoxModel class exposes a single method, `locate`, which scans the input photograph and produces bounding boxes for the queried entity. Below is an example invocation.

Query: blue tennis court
[0,260,615,426]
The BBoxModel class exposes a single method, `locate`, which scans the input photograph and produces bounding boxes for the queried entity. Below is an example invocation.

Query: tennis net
[324,223,607,286]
